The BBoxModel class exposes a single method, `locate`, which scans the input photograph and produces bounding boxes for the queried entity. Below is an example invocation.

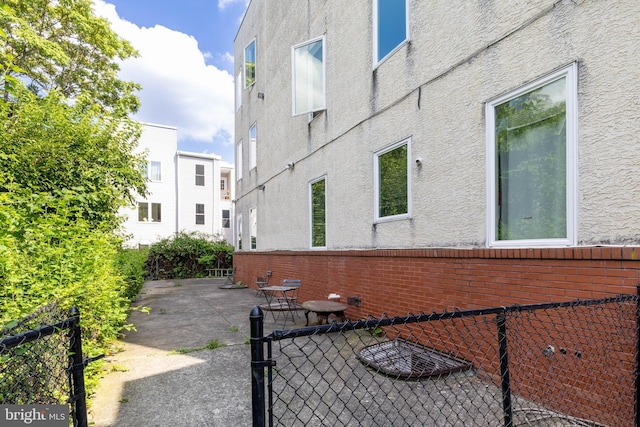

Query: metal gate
[1,305,99,427]
[251,291,640,426]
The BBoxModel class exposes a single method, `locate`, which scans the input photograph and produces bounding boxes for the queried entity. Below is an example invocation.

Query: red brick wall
[236,247,640,424]
[234,247,640,321]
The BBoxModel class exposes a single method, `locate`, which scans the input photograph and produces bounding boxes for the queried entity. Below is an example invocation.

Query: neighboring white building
[120,123,234,247]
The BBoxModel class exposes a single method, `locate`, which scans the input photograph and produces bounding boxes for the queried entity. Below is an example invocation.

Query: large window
[195,164,205,186]
[249,124,257,170]
[250,208,257,250]
[374,139,411,222]
[310,177,326,248]
[138,202,161,222]
[374,0,409,65]
[244,40,256,87]
[195,203,205,225]
[236,140,243,181]
[292,36,325,116]
[487,64,577,246]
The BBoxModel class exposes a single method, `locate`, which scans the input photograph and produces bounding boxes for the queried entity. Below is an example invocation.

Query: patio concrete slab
[88,278,307,427]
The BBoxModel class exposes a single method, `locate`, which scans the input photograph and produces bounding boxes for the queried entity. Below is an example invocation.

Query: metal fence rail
[0,304,93,427]
[251,292,639,427]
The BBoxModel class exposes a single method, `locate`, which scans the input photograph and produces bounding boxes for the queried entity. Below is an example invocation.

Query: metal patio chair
[255,270,272,296]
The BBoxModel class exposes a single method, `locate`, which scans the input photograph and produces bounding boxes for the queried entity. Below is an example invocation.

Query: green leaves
[0,0,140,113]
[0,87,146,230]
[146,232,234,279]
[0,0,148,370]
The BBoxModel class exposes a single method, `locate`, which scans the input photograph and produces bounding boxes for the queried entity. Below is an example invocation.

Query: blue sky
[94,0,248,164]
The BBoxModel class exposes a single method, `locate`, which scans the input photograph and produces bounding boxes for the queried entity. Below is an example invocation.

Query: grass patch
[170,339,226,354]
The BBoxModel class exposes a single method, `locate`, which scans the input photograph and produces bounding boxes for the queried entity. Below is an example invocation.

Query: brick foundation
[237,247,640,424]
[234,247,640,320]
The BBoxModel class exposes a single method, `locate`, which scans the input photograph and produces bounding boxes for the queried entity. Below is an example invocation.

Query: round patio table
[301,300,348,325]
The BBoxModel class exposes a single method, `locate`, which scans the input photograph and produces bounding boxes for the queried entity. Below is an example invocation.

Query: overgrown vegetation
[116,249,149,302]
[0,0,146,382]
[145,232,233,280]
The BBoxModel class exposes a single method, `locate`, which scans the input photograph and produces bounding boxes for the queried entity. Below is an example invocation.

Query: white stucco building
[120,123,235,247]
[232,0,640,320]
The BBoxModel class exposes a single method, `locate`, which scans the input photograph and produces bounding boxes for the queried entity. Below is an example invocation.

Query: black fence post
[251,305,266,427]
[635,282,640,427]
[68,307,88,427]
[497,312,513,427]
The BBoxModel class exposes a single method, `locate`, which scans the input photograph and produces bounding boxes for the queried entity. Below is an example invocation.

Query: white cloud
[94,1,234,155]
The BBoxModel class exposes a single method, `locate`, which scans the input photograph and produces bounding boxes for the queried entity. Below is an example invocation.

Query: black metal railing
[251,289,640,426]
[0,305,97,427]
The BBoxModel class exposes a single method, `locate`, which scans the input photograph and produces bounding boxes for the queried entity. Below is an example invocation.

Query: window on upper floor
[374,0,409,66]
[310,177,326,248]
[195,164,205,186]
[138,202,161,223]
[292,36,325,116]
[245,39,256,88]
[195,203,205,225]
[250,208,257,250]
[374,138,411,222]
[249,124,257,170]
[236,140,243,181]
[222,209,230,228]
[148,161,161,182]
[486,63,577,247]
[236,213,243,250]
[235,70,242,111]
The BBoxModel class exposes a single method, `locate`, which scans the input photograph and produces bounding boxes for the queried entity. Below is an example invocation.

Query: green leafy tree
[0,0,140,113]
[0,0,148,373]
[0,87,146,230]
[0,0,147,230]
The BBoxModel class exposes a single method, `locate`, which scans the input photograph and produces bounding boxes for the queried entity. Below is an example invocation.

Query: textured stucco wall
[234,0,640,251]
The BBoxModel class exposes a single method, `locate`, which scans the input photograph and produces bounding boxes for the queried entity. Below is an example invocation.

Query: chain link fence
[0,304,92,426]
[251,292,639,426]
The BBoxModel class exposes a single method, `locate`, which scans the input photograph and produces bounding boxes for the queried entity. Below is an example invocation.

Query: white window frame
[291,35,326,116]
[137,202,161,223]
[486,63,578,248]
[244,39,256,88]
[374,138,412,223]
[236,213,243,250]
[373,0,410,67]
[222,209,230,229]
[250,208,257,250]
[195,203,205,225]
[309,176,327,249]
[149,161,161,182]
[249,123,257,170]
[195,164,205,186]
[236,140,243,181]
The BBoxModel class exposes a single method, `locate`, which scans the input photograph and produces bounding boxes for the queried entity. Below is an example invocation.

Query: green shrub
[0,191,130,352]
[145,231,233,279]
[115,248,148,301]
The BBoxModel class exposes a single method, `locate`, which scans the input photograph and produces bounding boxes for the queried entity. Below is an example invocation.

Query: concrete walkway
[88,278,307,427]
